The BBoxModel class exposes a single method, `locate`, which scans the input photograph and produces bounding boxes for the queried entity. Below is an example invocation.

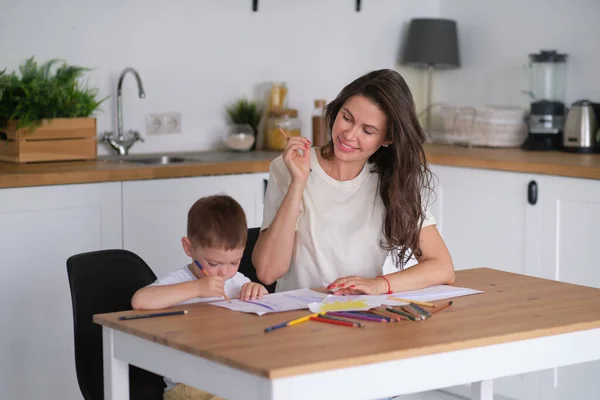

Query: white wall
[0,0,439,155]
[437,0,600,110]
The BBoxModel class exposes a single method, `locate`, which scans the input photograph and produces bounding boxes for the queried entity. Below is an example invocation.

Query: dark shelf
[252,0,362,12]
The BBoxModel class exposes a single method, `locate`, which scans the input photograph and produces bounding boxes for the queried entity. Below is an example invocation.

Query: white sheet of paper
[308,294,389,313]
[383,284,483,306]
[210,288,327,316]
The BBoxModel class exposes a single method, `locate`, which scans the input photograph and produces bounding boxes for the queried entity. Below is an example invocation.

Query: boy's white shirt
[149,266,252,392]
[149,266,251,304]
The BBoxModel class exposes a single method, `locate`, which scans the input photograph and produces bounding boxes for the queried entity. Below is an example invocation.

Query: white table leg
[471,380,493,400]
[102,326,130,399]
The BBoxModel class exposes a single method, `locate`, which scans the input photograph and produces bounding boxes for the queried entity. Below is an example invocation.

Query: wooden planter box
[0,118,97,163]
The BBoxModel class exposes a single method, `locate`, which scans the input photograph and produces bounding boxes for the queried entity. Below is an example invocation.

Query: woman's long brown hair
[321,69,435,269]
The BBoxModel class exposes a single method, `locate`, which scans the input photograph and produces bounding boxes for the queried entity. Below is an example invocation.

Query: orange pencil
[369,309,403,322]
[429,301,453,315]
[277,125,289,140]
[400,305,424,321]
[194,260,231,303]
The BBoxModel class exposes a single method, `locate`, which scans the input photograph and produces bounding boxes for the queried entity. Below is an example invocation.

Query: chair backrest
[239,227,277,293]
[66,249,165,400]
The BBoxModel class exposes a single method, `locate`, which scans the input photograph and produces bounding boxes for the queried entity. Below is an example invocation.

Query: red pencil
[310,316,363,328]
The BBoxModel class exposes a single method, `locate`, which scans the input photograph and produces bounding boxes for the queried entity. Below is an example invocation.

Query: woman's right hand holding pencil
[281,129,311,187]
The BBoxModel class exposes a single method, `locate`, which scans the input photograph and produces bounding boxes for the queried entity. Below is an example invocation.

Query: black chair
[66,249,166,400]
[240,227,277,293]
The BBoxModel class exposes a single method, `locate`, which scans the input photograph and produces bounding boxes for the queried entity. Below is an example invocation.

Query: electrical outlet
[146,112,181,134]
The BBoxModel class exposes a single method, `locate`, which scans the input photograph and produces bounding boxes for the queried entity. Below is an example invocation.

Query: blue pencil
[194,260,231,302]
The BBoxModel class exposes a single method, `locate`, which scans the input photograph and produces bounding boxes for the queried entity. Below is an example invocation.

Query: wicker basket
[434,105,527,148]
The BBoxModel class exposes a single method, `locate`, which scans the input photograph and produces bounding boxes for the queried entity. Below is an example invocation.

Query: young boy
[132,194,267,400]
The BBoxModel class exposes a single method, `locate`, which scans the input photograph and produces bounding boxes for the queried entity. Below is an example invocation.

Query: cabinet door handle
[263,179,268,198]
[527,180,538,205]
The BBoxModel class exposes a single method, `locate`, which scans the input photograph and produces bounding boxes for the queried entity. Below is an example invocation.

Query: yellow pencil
[387,297,436,308]
[288,313,318,326]
[264,313,317,333]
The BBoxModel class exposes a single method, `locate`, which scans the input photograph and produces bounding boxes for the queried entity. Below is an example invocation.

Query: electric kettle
[562,100,600,153]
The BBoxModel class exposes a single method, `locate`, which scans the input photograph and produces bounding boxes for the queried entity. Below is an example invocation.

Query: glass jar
[268,82,288,110]
[266,108,301,150]
[223,124,255,152]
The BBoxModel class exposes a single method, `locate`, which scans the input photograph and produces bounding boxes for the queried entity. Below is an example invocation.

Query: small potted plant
[0,57,104,163]
[224,98,263,151]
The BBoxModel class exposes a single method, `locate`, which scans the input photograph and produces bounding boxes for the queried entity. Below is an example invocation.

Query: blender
[522,50,568,150]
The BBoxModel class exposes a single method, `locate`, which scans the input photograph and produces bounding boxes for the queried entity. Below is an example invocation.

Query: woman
[253,69,455,295]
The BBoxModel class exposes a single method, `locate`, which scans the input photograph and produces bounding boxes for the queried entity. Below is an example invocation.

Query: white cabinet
[430,165,541,277]
[431,165,542,400]
[538,174,600,400]
[431,165,600,400]
[122,173,268,279]
[0,182,122,400]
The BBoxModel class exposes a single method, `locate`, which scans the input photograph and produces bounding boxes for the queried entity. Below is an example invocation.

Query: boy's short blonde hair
[187,195,247,250]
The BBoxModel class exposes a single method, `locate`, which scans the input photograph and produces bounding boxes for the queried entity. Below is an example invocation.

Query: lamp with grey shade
[400,18,460,134]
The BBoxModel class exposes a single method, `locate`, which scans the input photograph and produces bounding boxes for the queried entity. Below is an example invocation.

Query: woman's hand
[282,136,311,186]
[239,282,268,301]
[327,276,389,296]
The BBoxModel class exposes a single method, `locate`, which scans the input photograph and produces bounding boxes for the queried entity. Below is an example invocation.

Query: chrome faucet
[102,67,146,155]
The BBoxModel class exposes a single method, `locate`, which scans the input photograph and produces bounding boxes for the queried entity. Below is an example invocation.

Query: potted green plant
[224,98,263,151]
[0,57,104,163]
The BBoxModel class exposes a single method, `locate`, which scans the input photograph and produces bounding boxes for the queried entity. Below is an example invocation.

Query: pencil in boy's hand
[194,260,231,303]
[119,310,188,320]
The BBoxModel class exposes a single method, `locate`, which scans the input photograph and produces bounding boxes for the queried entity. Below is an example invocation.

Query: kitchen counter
[1,145,599,189]
[425,144,600,180]
[0,150,280,189]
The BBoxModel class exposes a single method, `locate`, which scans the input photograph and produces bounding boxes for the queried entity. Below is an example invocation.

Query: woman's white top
[261,148,435,292]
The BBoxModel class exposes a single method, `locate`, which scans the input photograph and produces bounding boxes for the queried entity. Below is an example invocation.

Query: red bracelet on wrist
[376,275,393,294]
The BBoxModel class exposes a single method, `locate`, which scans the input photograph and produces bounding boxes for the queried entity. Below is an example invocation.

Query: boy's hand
[196,275,226,299]
[239,282,268,301]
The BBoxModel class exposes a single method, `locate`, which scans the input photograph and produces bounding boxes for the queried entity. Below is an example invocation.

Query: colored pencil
[264,313,317,333]
[119,310,187,320]
[328,311,388,323]
[401,305,424,321]
[318,313,365,327]
[410,303,432,318]
[377,308,408,321]
[385,307,418,321]
[348,311,393,322]
[277,125,289,139]
[429,301,453,315]
[387,297,436,308]
[368,309,403,322]
[310,316,363,328]
[194,260,231,303]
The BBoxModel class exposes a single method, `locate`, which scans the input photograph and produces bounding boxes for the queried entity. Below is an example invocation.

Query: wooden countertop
[1,144,599,189]
[425,144,600,180]
[0,151,279,189]
[94,268,600,379]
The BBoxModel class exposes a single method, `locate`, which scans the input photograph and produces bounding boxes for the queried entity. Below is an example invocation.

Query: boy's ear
[182,237,194,258]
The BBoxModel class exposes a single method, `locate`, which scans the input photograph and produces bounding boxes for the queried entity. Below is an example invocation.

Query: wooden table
[94,268,600,400]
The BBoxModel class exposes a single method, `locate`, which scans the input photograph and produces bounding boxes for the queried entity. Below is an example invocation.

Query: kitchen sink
[99,154,206,165]
[98,150,280,165]
[129,156,190,165]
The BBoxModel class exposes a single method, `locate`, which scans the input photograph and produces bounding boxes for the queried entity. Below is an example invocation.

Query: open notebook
[211,285,483,316]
